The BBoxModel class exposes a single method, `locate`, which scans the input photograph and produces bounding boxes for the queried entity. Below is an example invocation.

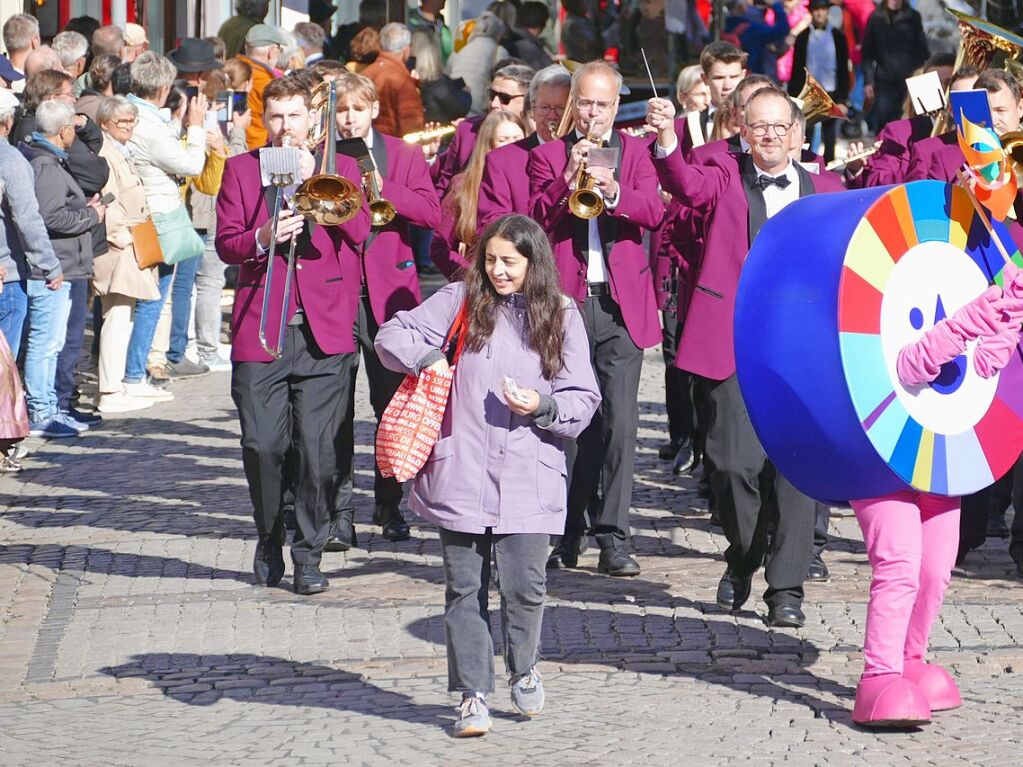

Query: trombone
[259,79,364,359]
[364,152,396,228]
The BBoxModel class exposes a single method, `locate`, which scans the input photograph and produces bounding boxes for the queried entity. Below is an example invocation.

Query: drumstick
[956,168,1014,269]
[641,49,658,100]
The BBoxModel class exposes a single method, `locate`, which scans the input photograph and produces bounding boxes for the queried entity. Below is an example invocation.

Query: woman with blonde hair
[675,64,711,114]
[430,109,526,278]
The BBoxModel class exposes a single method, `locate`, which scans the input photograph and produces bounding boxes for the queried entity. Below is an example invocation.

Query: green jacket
[217,14,262,59]
[408,9,453,63]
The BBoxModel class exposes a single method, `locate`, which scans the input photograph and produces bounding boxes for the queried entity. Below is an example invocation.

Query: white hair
[379,23,412,53]
[35,100,75,136]
[52,30,89,69]
[130,51,178,98]
[2,14,39,54]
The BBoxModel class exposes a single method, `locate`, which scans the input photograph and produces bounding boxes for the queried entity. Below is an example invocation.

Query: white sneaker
[124,381,175,402]
[199,353,232,372]
[98,391,157,414]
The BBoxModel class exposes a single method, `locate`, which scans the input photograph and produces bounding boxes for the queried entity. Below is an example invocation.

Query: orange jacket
[241,56,278,150]
[364,51,425,138]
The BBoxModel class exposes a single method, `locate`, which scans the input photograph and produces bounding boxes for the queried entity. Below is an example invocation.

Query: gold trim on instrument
[402,124,457,144]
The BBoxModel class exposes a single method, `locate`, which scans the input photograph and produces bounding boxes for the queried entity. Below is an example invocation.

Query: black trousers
[661,313,695,444]
[565,294,644,544]
[335,295,406,514]
[959,455,1023,563]
[231,320,357,566]
[701,374,815,607]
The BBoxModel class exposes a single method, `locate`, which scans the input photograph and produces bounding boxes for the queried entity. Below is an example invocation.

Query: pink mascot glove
[972,263,1023,378]
[897,285,1003,387]
[995,262,1023,325]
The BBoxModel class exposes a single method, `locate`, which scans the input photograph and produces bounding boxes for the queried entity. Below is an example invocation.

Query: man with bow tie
[646,86,843,627]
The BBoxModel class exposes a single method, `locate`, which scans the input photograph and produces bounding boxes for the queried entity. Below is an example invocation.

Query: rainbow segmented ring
[735,181,1023,502]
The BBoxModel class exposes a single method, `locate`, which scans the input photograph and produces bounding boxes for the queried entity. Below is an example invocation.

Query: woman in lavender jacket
[375,214,600,737]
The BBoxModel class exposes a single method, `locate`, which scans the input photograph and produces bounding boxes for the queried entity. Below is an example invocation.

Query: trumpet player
[330,72,442,546]
[216,77,370,595]
[529,61,664,577]
[477,65,571,228]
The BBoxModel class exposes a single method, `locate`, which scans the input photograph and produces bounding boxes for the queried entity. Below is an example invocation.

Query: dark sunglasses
[489,89,522,106]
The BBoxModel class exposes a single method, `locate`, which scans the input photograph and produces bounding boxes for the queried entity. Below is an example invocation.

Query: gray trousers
[565,294,644,543]
[439,529,549,693]
[195,233,226,360]
[701,374,815,608]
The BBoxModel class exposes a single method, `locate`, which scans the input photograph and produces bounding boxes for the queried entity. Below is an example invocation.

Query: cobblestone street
[1,348,1023,766]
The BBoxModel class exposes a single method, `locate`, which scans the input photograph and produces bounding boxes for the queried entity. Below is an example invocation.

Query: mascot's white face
[880,240,998,436]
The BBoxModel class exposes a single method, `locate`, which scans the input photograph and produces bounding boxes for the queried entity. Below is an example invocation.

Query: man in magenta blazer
[431,63,534,198]
[675,41,748,157]
[216,77,370,596]
[477,65,571,228]
[530,61,664,577]
[330,72,442,548]
[647,87,844,628]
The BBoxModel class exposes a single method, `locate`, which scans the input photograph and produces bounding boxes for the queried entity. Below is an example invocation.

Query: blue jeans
[168,255,200,364]
[124,265,172,384]
[0,280,28,359]
[24,280,71,422]
[55,279,89,411]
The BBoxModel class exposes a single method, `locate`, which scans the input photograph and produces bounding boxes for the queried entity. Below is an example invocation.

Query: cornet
[568,122,606,220]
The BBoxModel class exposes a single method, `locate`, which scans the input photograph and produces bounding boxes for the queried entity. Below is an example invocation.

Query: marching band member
[477,65,571,228]
[531,61,664,577]
[431,109,526,278]
[329,72,442,547]
[675,42,748,156]
[431,63,534,198]
[687,75,773,163]
[646,87,843,625]
[216,77,370,595]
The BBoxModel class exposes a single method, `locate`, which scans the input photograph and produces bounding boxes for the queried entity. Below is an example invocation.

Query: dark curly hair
[463,214,566,381]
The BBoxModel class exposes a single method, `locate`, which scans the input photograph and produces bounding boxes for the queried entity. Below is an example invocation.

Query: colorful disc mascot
[735,178,1023,727]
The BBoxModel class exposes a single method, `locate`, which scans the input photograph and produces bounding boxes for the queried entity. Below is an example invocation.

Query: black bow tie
[753,173,791,191]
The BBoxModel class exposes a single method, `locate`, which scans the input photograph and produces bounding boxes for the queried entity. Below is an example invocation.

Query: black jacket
[788,25,850,105]
[419,76,472,125]
[861,5,929,86]
[504,27,553,70]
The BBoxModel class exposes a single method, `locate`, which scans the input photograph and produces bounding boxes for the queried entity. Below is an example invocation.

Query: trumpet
[403,124,457,145]
[825,142,881,171]
[363,157,396,228]
[569,133,605,220]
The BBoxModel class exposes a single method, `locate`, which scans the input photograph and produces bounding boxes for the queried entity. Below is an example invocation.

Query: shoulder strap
[443,299,469,364]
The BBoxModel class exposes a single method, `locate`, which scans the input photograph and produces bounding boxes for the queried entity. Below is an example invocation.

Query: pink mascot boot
[902,660,961,711]
[852,674,931,727]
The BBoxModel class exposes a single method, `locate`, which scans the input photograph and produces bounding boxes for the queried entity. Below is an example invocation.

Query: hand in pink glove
[974,325,1022,378]
[996,262,1023,325]
[946,285,1004,342]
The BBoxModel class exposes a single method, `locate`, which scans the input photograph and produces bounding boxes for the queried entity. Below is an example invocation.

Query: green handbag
[152,205,203,265]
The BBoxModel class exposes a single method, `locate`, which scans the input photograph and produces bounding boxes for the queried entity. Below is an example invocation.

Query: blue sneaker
[68,408,102,426]
[30,418,79,439]
[510,668,545,716]
[52,411,88,433]
[453,693,492,737]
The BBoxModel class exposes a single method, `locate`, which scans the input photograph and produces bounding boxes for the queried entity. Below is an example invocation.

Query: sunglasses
[489,89,523,106]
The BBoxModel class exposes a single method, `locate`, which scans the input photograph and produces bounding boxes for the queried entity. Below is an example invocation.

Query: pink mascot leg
[901,495,962,711]
[850,491,932,727]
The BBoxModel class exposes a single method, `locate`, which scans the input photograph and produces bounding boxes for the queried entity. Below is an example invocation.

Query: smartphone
[99,192,115,205]
[218,90,248,122]
[184,84,200,100]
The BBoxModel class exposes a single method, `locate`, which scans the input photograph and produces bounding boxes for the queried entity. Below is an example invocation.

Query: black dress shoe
[253,534,285,587]
[658,436,686,460]
[766,604,806,628]
[987,515,1010,539]
[672,440,696,475]
[807,553,830,582]
[597,547,641,576]
[293,564,329,595]
[546,533,585,570]
[373,505,411,541]
[324,510,357,552]
[716,568,752,612]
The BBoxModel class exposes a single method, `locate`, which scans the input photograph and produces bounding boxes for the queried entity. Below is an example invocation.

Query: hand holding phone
[99,192,115,205]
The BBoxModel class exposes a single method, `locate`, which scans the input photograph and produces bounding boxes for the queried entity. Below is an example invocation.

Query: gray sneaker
[453,693,492,737]
[510,668,545,717]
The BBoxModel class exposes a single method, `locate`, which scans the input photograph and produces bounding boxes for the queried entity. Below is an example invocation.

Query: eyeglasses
[746,122,794,137]
[575,98,616,113]
[489,89,523,106]
[533,102,565,115]
[114,118,138,128]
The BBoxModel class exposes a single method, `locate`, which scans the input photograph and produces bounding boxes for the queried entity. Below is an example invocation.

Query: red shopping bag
[376,302,467,482]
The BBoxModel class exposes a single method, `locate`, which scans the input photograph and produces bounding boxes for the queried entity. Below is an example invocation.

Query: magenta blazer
[477,133,540,229]
[856,114,932,188]
[905,131,959,182]
[215,149,370,363]
[364,133,441,324]
[652,150,845,381]
[428,205,469,280]
[528,131,665,349]
[430,116,482,198]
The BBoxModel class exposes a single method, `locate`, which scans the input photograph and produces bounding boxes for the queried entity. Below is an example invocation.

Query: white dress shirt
[755,161,800,220]
[573,129,617,284]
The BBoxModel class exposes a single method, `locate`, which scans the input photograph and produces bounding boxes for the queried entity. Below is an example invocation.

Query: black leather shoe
[546,533,585,570]
[253,534,285,587]
[807,553,830,582]
[672,439,696,475]
[658,436,686,460]
[324,510,357,552]
[293,564,329,595]
[597,547,641,576]
[766,604,806,628]
[716,568,752,612]
[987,515,1010,539]
[373,505,411,541]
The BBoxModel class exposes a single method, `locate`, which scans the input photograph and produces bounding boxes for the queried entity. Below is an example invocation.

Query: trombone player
[330,72,442,547]
[528,61,664,577]
[216,77,370,595]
